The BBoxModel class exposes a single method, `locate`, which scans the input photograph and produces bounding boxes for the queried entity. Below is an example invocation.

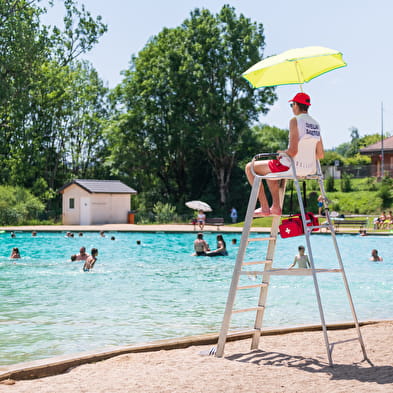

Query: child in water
[10,247,21,259]
[83,248,98,271]
[289,245,311,268]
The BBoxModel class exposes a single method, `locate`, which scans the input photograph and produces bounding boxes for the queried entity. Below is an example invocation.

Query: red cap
[289,92,311,106]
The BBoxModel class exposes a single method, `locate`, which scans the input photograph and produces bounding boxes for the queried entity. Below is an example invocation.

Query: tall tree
[108,5,276,207]
[0,0,108,191]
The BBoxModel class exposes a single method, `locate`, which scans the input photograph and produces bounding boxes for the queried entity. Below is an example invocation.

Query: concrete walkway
[0,223,270,233]
[0,223,391,235]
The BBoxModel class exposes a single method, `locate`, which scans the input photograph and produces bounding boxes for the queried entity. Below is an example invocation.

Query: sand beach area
[0,321,391,393]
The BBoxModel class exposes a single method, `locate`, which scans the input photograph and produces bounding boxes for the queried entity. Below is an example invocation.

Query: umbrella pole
[294,61,304,92]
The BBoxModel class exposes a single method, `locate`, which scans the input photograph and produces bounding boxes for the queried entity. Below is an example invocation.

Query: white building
[59,179,137,225]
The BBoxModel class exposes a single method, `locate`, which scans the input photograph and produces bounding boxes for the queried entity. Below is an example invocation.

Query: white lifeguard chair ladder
[215,144,370,366]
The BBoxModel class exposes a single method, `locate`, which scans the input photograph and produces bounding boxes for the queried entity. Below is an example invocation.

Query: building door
[80,197,91,225]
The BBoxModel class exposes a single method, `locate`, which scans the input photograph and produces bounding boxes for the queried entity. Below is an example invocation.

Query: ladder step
[232,306,265,314]
[242,260,272,266]
[264,268,342,276]
[247,237,275,242]
[240,271,265,276]
[237,283,268,290]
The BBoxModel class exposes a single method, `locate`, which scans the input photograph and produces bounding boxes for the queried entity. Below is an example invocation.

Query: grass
[229,216,274,227]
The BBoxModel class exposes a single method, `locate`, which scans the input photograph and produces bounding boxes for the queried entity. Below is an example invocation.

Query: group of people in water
[70,246,98,271]
[192,234,384,265]
[289,245,383,265]
[8,229,385,265]
[8,230,145,272]
[193,233,228,256]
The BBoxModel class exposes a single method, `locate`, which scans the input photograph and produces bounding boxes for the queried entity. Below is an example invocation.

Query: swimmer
[32,231,37,237]
[78,232,83,237]
[289,245,311,268]
[136,240,141,245]
[100,231,105,237]
[193,233,209,256]
[10,232,16,238]
[370,249,383,262]
[206,235,228,257]
[75,247,89,261]
[83,248,98,271]
[231,238,237,245]
[111,236,116,241]
[10,247,21,259]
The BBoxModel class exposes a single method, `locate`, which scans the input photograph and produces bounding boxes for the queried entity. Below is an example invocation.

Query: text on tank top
[280,113,321,168]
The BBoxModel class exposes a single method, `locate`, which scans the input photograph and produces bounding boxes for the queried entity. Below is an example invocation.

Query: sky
[41,0,393,149]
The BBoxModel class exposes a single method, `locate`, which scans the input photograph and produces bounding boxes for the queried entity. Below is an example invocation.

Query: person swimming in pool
[83,248,98,271]
[193,233,210,256]
[10,247,21,259]
[206,235,228,257]
[370,249,383,261]
[288,245,311,268]
[75,247,89,261]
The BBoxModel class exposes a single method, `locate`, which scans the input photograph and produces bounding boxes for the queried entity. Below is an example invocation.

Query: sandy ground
[0,321,391,393]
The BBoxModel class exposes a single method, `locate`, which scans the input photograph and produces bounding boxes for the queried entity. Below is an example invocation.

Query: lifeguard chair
[214,144,370,366]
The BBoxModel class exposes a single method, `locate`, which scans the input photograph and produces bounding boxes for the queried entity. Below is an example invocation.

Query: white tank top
[280,113,321,168]
[296,113,321,141]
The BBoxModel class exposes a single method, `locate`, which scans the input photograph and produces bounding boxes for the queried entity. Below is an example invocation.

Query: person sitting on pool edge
[197,210,206,230]
[83,248,98,271]
[193,233,210,256]
[206,235,228,257]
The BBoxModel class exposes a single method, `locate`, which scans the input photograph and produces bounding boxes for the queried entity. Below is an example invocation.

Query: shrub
[340,173,353,192]
[377,186,393,209]
[326,176,336,192]
[152,201,177,223]
[0,185,45,225]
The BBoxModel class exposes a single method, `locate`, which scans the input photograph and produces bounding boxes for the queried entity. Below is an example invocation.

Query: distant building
[58,179,137,225]
[359,136,393,178]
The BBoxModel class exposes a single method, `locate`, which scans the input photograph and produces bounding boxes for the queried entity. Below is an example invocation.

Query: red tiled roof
[359,135,393,153]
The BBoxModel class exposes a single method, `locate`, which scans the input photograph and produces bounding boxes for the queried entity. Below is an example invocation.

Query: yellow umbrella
[242,46,347,89]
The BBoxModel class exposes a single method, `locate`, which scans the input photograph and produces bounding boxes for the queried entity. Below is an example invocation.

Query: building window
[69,198,75,209]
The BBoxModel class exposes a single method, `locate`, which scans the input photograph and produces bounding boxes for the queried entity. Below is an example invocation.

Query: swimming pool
[0,231,391,365]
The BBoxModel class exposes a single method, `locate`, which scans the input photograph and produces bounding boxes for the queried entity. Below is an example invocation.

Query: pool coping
[0,319,390,381]
[0,223,391,235]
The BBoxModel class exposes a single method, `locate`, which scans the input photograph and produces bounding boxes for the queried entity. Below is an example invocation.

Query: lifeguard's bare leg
[245,160,281,214]
[245,161,270,212]
[266,178,281,214]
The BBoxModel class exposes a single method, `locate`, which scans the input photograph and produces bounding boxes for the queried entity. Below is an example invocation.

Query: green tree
[0,0,108,194]
[107,5,276,209]
[320,151,344,166]
[251,124,288,153]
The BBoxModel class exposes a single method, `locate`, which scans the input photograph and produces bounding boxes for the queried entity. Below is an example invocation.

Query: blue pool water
[0,230,392,365]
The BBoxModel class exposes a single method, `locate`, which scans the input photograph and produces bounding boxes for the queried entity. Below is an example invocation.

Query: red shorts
[268,159,290,173]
